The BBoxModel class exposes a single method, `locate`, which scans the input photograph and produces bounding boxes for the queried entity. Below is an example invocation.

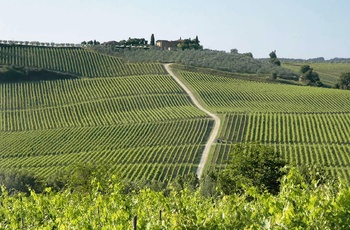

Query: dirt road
[164,64,220,178]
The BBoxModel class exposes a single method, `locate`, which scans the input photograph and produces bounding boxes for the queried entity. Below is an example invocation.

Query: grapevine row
[1,94,207,131]
[0,145,204,181]
[0,75,183,110]
[0,118,212,180]
[220,112,350,144]
[0,45,166,77]
[179,70,350,112]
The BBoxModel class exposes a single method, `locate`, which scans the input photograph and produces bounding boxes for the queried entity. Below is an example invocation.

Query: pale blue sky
[1,0,349,59]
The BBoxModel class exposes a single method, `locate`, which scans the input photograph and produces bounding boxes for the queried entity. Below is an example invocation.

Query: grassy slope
[283,62,350,87]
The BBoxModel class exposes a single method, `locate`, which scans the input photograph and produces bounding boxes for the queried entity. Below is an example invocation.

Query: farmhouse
[156,39,183,50]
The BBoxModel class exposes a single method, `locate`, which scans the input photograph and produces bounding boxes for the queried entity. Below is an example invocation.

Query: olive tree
[336,72,350,90]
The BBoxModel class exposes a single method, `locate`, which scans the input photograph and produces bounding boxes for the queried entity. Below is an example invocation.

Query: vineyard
[1,43,350,182]
[0,50,213,180]
[176,70,350,179]
[0,44,166,77]
[0,75,211,180]
[178,71,350,113]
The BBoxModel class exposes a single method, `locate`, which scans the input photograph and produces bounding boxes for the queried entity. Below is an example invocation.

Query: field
[176,70,350,179]
[0,45,212,180]
[283,62,350,87]
[1,43,350,182]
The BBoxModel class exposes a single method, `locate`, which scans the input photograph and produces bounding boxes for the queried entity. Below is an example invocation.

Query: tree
[45,162,110,192]
[199,172,219,197]
[0,169,42,195]
[177,37,203,50]
[269,51,277,59]
[243,52,253,58]
[269,50,281,66]
[195,35,199,44]
[171,173,199,192]
[299,65,322,86]
[218,143,286,195]
[123,38,147,46]
[300,64,311,74]
[336,72,350,90]
[150,34,155,46]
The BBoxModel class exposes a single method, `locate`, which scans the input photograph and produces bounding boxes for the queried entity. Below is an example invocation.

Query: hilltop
[92,45,297,80]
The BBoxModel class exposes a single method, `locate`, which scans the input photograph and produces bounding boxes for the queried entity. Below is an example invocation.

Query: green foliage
[83,40,101,46]
[299,65,323,86]
[170,173,199,192]
[337,72,350,89]
[298,164,334,187]
[218,143,286,195]
[0,169,42,194]
[0,168,349,228]
[230,48,238,54]
[272,58,281,66]
[177,37,202,50]
[269,50,281,66]
[199,172,219,197]
[46,163,110,192]
[121,37,148,46]
[269,51,277,59]
[300,64,311,73]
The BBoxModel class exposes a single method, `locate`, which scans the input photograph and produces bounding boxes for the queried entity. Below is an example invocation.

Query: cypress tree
[150,34,155,46]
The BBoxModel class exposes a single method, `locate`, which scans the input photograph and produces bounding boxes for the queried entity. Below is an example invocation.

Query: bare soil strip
[164,64,221,178]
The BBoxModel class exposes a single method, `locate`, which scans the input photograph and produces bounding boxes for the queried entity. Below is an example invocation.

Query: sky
[0,0,349,59]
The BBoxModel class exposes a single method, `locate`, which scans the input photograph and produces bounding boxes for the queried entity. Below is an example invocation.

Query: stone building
[156,39,183,50]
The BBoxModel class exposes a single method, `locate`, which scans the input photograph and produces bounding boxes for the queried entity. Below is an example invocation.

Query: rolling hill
[0,44,212,181]
[1,43,350,182]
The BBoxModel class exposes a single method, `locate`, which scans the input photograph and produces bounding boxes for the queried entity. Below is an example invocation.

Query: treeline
[0,65,79,82]
[177,36,203,50]
[91,45,296,78]
[273,57,350,63]
[0,40,81,48]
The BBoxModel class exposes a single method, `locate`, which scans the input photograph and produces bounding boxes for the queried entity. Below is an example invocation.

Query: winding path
[164,64,221,178]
